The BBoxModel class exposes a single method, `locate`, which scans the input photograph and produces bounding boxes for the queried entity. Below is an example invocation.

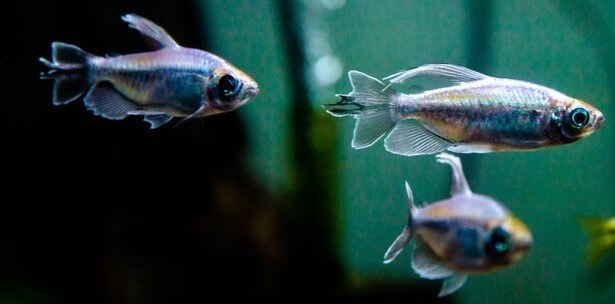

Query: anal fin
[411,237,454,279]
[83,84,137,120]
[384,120,452,156]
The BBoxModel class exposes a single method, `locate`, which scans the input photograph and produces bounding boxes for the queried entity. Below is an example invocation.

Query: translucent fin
[383,227,412,264]
[50,74,88,106]
[383,64,490,87]
[173,105,207,128]
[144,114,173,129]
[122,14,180,49]
[411,237,454,280]
[435,153,472,196]
[324,71,398,148]
[84,84,137,120]
[439,274,468,297]
[39,42,95,105]
[579,217,615,265]
[384,120,452,156]
[405,181,418,214]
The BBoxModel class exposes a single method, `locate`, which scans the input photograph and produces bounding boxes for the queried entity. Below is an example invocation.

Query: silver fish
[39,14,259,129]
[325,65,604,156]
[384,153,532,297]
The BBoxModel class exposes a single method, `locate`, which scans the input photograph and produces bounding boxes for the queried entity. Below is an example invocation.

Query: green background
[203,0,614,303]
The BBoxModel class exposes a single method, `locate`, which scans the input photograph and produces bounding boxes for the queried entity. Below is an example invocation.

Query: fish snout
[594,111,605,129]
[246,85,259,97]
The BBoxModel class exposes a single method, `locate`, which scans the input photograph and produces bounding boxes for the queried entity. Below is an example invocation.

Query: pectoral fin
[439,274,468,297]
[144,114,173,129]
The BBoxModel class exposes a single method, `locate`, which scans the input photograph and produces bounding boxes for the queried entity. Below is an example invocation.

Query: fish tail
[39,42,96,105]
[324,71,399,149]
[325,71,454,156]
[382,181,417,264]
[579,217,615,265]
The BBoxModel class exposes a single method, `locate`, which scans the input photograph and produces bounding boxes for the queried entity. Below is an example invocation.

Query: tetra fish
[39,14,259,129]
[383,153,532,297]
[325,65,604,156]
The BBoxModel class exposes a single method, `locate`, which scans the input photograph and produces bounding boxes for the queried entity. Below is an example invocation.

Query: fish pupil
[218,74,240,101]
[486,227,511,258]
[570,108,589,128]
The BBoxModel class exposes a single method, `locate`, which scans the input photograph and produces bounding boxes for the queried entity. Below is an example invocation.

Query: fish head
[205,66,259,113]
[556,99,605,141]
[483,214,532,267]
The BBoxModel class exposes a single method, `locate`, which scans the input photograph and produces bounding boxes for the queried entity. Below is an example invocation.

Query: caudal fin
[324,71,398,149]
[39,42,95,105]
[579,217,615,265]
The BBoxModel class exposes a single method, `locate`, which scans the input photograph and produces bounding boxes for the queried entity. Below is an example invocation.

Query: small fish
[579,216,615,265]
[383,153,532,297]
[39,14,259,129]
[325,65,604,156]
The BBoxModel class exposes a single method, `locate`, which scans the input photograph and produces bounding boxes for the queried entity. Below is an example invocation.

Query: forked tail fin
[39,42,96,105]
[324,71,399,149]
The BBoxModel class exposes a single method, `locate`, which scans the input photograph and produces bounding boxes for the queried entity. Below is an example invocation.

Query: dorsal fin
[383,64,490,89]
[122,14,180,50]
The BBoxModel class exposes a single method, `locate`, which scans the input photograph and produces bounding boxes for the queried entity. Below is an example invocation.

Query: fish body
[579,217,615,265]
[325,65,604,156]
[383,153,532,297]
[40,14,258,129]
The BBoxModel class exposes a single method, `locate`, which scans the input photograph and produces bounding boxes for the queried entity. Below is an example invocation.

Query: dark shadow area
[1,1,460,303]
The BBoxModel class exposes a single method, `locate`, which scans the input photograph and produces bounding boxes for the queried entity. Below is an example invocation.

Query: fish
[383,153,532,297]
[579,216,615,265]
[39,14,259,129]
[325,64,604,156]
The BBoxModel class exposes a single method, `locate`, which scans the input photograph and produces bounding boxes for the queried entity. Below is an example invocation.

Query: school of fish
[39,13,609,299]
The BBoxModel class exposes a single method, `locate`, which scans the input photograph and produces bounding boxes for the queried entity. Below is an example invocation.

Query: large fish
[40,14,259,129]
[384,153,532,297]
[325,65,604,156]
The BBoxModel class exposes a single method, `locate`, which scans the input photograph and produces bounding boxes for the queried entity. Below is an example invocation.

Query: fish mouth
[245,86,259,98]
[593,112,605,129]
[515,237,533,252]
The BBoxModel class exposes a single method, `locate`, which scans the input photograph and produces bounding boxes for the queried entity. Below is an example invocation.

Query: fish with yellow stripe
[39,14,259,129]
[384,153,532,297]
[325,65,604,156]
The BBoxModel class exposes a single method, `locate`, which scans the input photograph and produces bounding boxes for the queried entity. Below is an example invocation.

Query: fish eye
[485,227,511,258]
[568,108,590,129]
[217,74,241,101]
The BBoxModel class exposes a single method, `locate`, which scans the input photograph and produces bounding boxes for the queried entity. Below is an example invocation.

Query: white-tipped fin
[405,181,418,214]
[144,114,173,129]
[324,71,398,149]
[84,84,137,120]
[384,120,452,156]
[122,14,180,49]
[383,64,490,86]
[411,237,455,280]
[439,274,468,297]
[383,227,412,264]
[436,153,472,196]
